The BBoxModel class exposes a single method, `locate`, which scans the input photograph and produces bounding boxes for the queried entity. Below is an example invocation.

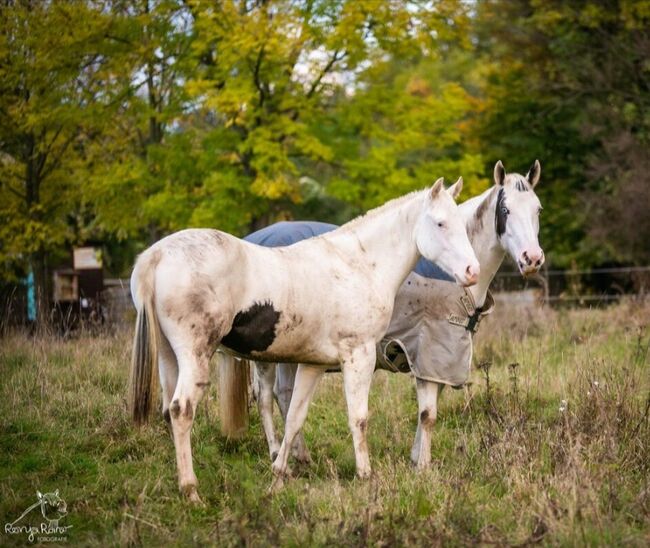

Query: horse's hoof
[181,485,204,506]
[356,469,372,480]
[292,452,312,465]
[268,475,285,494]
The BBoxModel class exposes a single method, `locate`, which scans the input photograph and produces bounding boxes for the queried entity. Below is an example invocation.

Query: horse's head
[415,177,480,287]
[493,160,545,276]
[37,490,67,522]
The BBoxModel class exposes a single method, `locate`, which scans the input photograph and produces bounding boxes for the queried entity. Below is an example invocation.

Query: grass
[1,299,649,546]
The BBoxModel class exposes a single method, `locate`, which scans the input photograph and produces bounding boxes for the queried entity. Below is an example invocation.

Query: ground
[1,300,649,546]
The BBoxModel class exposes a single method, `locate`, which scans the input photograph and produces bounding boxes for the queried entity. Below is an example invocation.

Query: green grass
[1,300,649,546]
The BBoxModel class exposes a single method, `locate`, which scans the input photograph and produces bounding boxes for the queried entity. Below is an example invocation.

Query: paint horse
[129,178,480,502]
[228,161,544,469]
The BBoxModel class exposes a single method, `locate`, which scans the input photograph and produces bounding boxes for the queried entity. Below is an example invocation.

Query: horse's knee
[170,398,194,422]
[420,408,437,429]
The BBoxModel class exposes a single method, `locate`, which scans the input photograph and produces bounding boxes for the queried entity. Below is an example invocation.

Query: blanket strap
[447,291,489,334]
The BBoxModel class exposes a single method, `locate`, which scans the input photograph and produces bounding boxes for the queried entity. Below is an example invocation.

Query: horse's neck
[327,191,424,296]
[460,187,505,307]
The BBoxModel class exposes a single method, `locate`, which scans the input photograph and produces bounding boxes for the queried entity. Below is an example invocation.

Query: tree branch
[306,49,346,99]
[1,180,26,201]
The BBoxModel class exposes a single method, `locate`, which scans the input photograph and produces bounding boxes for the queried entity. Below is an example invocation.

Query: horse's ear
[430,177,444,199]
[526,159,541,187]
[447,176,463,200]
[494,161,506,186]
[37,491,43,500]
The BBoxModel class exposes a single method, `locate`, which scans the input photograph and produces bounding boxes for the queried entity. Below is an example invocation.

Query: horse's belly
[219,301,339,365]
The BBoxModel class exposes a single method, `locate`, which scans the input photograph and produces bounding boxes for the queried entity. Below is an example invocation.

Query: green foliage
[1,0,648,285]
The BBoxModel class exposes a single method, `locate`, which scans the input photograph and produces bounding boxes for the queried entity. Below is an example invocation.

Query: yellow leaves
[406,76,432,98]
[251,173,299,201]
[621,0,650,29]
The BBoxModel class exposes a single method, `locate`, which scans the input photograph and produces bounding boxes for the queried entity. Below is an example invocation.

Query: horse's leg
[341,343,376,479]
[167,344,211,504]
[275,362,311,464]
[255,362,281,460]
[410,379,441,469]
[159,333,179,427]
[271,364,324,489]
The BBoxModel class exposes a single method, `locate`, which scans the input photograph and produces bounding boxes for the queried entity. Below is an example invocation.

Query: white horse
[236,160,544,468]
[129,177,479,502]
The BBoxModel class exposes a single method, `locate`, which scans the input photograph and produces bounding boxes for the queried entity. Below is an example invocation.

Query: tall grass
[0,299,648,546]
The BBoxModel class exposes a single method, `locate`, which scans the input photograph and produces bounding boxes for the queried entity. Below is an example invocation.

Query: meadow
[1,299,648,546]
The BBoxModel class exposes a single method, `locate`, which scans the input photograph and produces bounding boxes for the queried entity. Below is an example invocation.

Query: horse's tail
[218,352,249,438]
[128,250,161,425]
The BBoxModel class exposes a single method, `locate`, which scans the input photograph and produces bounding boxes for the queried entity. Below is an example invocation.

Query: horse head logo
[6,489,69,532]
[36,490,67,527]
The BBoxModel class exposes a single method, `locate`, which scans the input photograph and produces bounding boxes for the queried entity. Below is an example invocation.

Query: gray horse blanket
[245,221,494,387]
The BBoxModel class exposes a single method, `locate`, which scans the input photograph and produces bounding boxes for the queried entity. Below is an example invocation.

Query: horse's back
[245,221,337,247]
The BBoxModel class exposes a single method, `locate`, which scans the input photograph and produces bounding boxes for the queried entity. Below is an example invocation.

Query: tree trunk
[25,132,50,327]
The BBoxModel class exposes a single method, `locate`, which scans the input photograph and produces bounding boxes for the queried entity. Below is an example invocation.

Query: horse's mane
[326,188,427,236]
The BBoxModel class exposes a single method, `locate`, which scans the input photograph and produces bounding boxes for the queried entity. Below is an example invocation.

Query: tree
[473,0,650,266]
[0,0,123,318]
[183,0,477,231]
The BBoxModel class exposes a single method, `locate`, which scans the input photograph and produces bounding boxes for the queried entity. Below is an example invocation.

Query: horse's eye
[537,207,543,215]
[501,206,509,215]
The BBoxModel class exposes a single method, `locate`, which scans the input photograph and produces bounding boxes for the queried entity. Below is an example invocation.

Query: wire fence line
[494,265,650,278]
[492,265,649,305]
[2,266,648,331]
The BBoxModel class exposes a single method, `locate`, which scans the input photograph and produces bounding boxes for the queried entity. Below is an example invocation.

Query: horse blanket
[245,221,494,387]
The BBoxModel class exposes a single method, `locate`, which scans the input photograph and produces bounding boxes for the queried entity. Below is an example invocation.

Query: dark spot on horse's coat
[184,398,193,419]
[495,187,508,238]
[469,189,493,238]
[209,230,224,244]
[196,381,211,388]
[187,292,206,314]
[191,323,196,330]
[170,400,181,420]
[474,191,491,221]
[420,409,436,426]
[221,301,281,354]
[357,419,367,433]
[163,408,171,424]
[514,176,529,192]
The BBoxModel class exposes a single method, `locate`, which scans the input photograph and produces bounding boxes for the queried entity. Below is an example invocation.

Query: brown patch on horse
[468,188,495,239]
[420,409,436,427]
[184,398,194,420]
[170,399,181,420]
